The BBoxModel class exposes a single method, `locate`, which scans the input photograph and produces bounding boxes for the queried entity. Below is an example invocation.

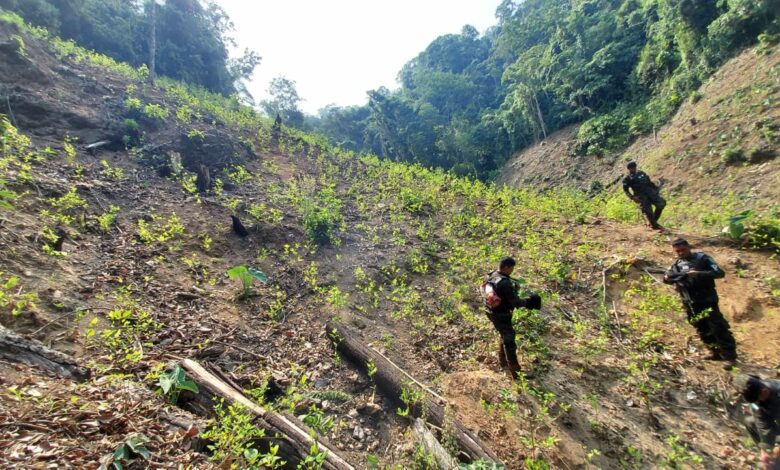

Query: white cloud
[216,0,500,114]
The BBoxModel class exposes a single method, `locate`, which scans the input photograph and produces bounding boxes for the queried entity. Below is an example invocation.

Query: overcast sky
[215,1,501,114]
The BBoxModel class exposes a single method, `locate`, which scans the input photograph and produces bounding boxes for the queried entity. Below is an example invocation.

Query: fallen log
[179,359,355,470]
[412,418,459,470]
[0,324,90,381]
[325,321,502,465]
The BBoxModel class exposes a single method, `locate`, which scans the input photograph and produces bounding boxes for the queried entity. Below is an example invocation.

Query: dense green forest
[0,0,259,95]
[309,0,779,178]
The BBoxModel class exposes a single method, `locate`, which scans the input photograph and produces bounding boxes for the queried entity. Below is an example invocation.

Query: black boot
[498,342,508,369]
[505,350,533,380]
[703,349,722,361]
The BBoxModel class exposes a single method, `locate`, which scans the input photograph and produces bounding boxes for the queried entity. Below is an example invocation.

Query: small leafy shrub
[660,435,702,468]
[720,147,744,164]
[123,119,140,147]
[158,365,199,404]
[522,458,550,470]
[325,286,349,308]
[226,164,253,185]
[298,442,327,470]
[622,279,682,349]
[99,434,150,470]
[176,105,196,124]
[88,287,160,364]
[722,211,780,252]
[602,193,641,223]
[124,96,142,112]
[301,187,343,245]
[142,103,169,121]
[201,401,266,465]
[300,404,334,435]
[97,205,120,233]
[63,135,77,163]
[0,274,38,316]
[101,160,124,181]
[136,213,185,246]
[400,188,425,214]
[757,33,779,54]
[244,444,286,470]
[0,178,17,209]
[227,265,267,299]
[749,217,780,252]
[186,128,205,140]
[39,226,66,256]
[41,187,88,226]
[247,202,283,226]
[396,384,425,418]
[123,118,139,133]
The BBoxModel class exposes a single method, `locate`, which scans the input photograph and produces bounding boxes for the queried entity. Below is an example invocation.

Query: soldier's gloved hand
[524,293,542,310]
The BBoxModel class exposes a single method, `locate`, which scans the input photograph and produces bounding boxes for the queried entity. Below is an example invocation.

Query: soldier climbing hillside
[481,257,542,381]
[663,238,737,368]
[734,374,780,470]
[623,160,666,230]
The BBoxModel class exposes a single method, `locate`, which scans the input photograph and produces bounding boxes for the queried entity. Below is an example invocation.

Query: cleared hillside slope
[499,44,780,222]
[1,16,779,470]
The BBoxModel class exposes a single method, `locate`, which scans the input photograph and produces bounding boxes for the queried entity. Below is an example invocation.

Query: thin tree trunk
[532,93,547,139]
[411,418,460,470]
[325,321,503,465]
[0,324,90,381]
[148,0,156,85]
[178,359,356,470]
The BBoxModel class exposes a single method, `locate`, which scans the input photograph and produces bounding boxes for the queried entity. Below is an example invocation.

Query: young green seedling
[227,265,268,299]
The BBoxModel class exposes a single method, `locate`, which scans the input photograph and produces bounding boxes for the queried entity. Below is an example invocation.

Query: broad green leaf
[4,276,18,290]
[247,267,267,284]
[126,435,151,460]
[158,374,174,394]
[113,444,129,461]
[728,210,753,224]
[178,379,199,393]
[728,221,744,240]
[173,365,186,383]
[227,265,248,279]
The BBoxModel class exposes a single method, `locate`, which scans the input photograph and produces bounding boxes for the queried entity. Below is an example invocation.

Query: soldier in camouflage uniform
[663,238,737,365]
[623,161,666,229]
[734,374,780,470]
[484,257,542,380]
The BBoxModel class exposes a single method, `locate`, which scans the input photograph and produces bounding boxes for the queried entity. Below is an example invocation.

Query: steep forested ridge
[0,0,259,95]
[310,0,779,178]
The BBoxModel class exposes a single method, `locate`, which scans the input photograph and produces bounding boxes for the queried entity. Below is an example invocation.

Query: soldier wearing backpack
[482,257,542,380]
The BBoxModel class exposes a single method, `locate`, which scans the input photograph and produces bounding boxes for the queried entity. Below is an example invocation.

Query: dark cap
[671,238,690,247]
[626,160,637,169]
[734,374,764,403]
